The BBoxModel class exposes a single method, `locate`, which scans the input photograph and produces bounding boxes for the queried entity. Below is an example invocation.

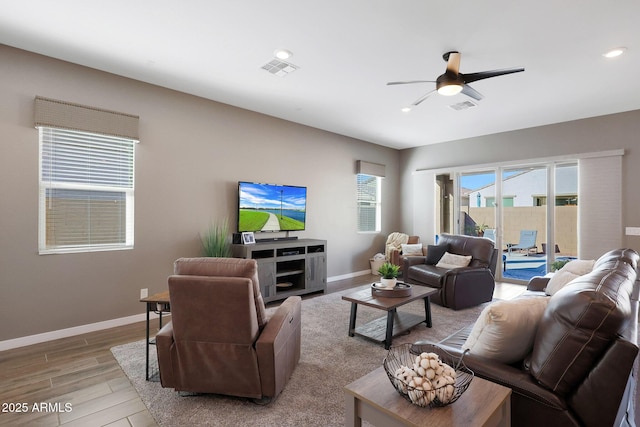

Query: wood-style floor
[0,276,524,426]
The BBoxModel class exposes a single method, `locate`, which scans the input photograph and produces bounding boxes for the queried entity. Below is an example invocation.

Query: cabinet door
[306,254,326,291]
[256,260,276,299]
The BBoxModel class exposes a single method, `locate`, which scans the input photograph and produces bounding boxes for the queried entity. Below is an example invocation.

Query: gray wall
[3,42,639,344]
[0,45,399,342]
[399,111,640,252]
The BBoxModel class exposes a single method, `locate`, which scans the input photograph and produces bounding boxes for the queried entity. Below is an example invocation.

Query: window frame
[38,127,136,254]
[356,173,382,233]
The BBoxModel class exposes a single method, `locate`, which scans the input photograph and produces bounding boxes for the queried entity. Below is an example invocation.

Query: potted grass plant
[378,262,401,289]
[201,218,232,257]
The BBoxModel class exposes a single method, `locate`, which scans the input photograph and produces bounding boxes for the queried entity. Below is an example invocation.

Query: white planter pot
[380,278,397,289]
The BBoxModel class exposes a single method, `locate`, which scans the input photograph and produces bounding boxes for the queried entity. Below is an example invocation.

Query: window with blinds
[356,174,381,232]
[38,127,135,254]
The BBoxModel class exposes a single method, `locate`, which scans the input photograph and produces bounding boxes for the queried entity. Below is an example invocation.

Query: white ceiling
[1,1,639,149]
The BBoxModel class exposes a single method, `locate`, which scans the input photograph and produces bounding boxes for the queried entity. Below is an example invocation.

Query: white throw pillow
[463,297,550,364]
[435,252,472,269]
[545,270,580,295]
[401,243,423,256]
[562,259,595,275]
[545,259,595,295]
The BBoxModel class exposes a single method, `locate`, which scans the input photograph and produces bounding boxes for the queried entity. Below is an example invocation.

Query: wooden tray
[371,282,412,298]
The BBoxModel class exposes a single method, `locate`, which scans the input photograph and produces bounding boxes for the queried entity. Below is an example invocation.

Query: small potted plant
[551,259,571,272]
[475,223,489,237]
[378,262,401,289]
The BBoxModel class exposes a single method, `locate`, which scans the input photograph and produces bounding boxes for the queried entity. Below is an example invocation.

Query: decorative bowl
[371,282,412,297]
[383,343,473,408]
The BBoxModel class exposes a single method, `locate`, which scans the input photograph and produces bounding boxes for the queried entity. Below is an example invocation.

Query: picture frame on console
[242,232,255,244]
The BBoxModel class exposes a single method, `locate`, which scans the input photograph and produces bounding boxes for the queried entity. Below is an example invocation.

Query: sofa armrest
[441,268,495,310]
[255,296,302,398]
[569,337,639,427]
[155,321,176,388]
[401,255,427,268]
[388,247,401,267]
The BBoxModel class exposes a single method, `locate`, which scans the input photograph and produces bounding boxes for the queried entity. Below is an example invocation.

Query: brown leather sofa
[418,248,639,427]
[156,257,302,401]
[402,233,498,310]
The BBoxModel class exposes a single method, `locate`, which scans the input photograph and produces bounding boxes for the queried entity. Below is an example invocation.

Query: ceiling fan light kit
[436,72,463,96]
[388,50,524,106]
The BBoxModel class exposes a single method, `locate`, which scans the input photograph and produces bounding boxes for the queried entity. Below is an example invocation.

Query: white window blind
[357,174,381,232]
[356,160,386,178]
[39,127,135,254]
[578,154,622,259]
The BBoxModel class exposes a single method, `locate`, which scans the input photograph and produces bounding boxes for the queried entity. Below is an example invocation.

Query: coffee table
[344,366,511,427]
[341,284,437,349]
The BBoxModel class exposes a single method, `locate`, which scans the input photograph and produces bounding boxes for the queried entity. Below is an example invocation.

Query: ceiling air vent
[261,59,299,77]
[448,100,478,111]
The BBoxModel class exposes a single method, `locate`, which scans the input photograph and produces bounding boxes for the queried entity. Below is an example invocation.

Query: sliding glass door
[553,162,578,262]
[450,162,578,283]
[501,166,547,280]
[459,171,496,239]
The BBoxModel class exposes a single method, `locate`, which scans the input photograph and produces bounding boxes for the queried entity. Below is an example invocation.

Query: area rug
[111,287,489,426]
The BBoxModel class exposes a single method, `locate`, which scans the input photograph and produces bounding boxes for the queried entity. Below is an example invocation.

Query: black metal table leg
[145,302,151,380]
[424,296,432,328]
[385,309,396,350]
[348,302,358,337]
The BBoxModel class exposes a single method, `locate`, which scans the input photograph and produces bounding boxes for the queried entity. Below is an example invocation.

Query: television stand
[256,236,298,242]
[232,239,327,303]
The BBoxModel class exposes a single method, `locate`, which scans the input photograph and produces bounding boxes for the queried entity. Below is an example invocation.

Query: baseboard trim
[2,270,375,351]
[327,269,373,282]
[0,311,160,352]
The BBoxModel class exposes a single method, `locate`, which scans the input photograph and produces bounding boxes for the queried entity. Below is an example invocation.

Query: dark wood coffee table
[342,284,438,349]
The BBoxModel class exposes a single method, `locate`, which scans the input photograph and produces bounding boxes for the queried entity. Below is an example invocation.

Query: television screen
[238,182,307,232]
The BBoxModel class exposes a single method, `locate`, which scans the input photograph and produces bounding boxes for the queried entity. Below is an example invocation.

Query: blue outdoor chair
[507,230,537,255]
[483,229,496,241]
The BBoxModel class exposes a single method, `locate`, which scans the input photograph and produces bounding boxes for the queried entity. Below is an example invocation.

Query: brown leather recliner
[155,257,301,401]
[403,234,498,310]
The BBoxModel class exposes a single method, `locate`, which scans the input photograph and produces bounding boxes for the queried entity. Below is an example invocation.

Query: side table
[140,290,170,381]
[344,366,511,427]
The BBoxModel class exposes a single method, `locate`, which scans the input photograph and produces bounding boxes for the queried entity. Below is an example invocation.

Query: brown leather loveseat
[419,248,639,427]
[403,233,498,310]
[156,257,302,401]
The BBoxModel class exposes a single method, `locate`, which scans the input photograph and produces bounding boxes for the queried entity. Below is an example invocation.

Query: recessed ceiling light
[274,49,292,60]
[603,47,627,58]
[401,106,412,113]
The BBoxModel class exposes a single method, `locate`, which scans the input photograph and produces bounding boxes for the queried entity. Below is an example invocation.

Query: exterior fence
[467,205,577,256]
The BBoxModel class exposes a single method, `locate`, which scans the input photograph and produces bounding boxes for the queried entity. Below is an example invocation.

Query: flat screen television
[238,181,307,233]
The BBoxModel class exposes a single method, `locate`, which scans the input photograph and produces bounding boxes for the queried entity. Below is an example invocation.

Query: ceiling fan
[387,51,524,106]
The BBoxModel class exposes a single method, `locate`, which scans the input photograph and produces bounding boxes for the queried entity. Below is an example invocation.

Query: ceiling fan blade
[412,89,437,106]
[461,84,484,101]
[462,67,524,84]
[445,51,461,74]
[387,80,435,86]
